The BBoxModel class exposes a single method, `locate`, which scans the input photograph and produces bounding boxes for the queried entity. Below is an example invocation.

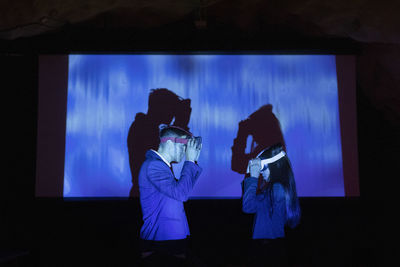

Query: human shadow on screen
[231,104,286,175]
[127,88,192,197]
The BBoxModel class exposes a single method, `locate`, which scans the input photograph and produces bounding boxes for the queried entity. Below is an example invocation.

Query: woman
[242,143,301,266]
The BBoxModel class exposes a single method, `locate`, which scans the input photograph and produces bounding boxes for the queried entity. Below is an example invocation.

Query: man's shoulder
[145,152,169,169]
[140,159,170,182]
[146,157,167,167]
[145,150,160,159]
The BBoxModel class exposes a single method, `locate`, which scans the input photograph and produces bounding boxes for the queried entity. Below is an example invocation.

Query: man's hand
[248,158,261,178]
[186,137,202,162]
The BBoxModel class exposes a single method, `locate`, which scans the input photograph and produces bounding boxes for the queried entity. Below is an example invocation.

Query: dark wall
[356,44,400,200]
[1,55,37,252]
[2,54,37,200]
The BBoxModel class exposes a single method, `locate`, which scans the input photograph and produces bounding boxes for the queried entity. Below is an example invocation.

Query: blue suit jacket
[139,150,202,241]
[242,177,286,239]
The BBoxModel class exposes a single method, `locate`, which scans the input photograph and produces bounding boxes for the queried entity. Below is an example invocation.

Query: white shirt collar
[151,149,171,167]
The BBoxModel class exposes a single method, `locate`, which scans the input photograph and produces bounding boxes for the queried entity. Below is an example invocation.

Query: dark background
[1,1,396,266]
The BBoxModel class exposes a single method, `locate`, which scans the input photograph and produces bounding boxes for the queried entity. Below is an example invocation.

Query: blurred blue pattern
[64,55,344,197]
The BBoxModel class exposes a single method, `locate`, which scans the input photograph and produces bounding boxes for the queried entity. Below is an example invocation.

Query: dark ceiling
[1,0,399,44]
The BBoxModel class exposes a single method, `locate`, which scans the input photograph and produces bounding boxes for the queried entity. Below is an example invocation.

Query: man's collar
[150,149,171,167]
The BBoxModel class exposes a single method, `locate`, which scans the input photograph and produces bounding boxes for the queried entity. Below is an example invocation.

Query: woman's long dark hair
[259,144,301,228]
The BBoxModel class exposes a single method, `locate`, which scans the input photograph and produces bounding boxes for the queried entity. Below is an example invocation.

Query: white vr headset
[246,150,286,174]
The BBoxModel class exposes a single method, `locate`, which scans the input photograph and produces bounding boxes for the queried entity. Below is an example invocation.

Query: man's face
[171,135,188,163]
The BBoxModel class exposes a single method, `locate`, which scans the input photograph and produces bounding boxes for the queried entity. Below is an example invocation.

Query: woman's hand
[248,158,261,178]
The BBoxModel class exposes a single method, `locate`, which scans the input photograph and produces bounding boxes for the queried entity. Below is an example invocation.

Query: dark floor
[2,198,382,267]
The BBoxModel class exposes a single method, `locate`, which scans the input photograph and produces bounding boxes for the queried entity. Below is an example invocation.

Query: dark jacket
[139,150,202,241]
[242,177,286,239]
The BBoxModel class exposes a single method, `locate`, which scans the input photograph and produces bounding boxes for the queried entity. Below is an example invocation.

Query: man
[138,125,202,263]
[127,88,192,197]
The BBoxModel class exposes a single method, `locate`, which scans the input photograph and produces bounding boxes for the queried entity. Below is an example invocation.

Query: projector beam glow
[64,55,344,197]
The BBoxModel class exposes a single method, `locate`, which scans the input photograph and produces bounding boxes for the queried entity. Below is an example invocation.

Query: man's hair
[159,125,192,138]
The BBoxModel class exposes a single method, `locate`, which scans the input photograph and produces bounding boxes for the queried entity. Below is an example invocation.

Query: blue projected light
[64,55,344,197]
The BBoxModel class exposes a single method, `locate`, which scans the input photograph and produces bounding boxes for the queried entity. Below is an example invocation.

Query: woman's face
[260,164,270,181]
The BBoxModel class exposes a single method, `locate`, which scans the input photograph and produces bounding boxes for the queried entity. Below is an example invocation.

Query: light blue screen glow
[64,55,344,197]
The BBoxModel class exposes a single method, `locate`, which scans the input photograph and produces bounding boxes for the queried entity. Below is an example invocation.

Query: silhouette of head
[243,104,285,151]
[147,88,182,124]
[247,105,273,141]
